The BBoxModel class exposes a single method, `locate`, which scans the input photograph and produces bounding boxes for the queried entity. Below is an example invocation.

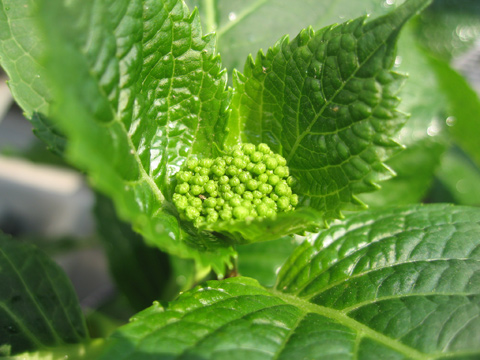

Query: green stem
[204,0,217,33]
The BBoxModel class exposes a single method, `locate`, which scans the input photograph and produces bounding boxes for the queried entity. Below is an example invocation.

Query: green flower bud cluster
[173,143,298,227]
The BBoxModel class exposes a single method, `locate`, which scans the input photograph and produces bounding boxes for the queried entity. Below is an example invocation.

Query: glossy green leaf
[2,0,236,273]
[98,204,480,359]
[229,0,431,221]
[415,0,480,60]
[0,233,88,356]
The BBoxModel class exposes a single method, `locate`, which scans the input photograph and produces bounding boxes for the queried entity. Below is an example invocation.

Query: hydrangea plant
[1,0,480,358]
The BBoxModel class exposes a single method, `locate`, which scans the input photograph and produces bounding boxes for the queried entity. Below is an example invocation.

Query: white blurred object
[0,155,94,237]
[453,38,480,94]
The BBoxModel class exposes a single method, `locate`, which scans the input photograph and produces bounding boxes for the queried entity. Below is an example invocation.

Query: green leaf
[0,233,88,356]
[98,204,480,359]
[428,55,480,167]
[95,194,185,311]
[237,237,298,287]
[5,0,236,273]
[30,113,67,157]
[203,207,322,245]
[186,0,400,76]
[359,26,448,207]
[435,147,480,207]
[229,0,431,220]
[0,0,50,116]
[415,0,480,60]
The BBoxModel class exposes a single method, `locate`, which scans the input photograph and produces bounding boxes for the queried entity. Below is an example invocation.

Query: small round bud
[253,190,263,199]
[186,158,198,170]
[204,197,217,208]
[190,185,203,195]
[216,198,225,207]
[290,194,299,206]
[205,184,217,195]
[225,156,233,164]
[200,158,213,168]
[233,157,247,169]
[259,183,273,195]
[274,166,289,178]
[253,198,262,206]
[219,184,231,193]
[176,171,192,183]
[241,199,253,208]
[253,163,266,175]
[207,211,219,223]
[262,197,276,207]
[250,152,263,163]
[271,193,279,201]
[189,197,202,208]
[233,206,249,220]
[265,157,278,170]
[186,206,200,220]
[246,179,258,190]
[173,195,188,210]
[219,175,229,185]
[258,173,269,183]
[211,165,225,177]
[246,162,255,171]
[277,196,290,209]
[275,182,290,196]
[233,149,243,158]
[230,197,242,207]
[268,174,280,186]
[235,183,246,195]
[242,143,256,155]
[257,203,269,217]
[265,207,276,217]
[226,165,239,176]
[219,209,232,221]
[239,171,252,183]
[175,183,189,194]
[223,190,234,201]
[229,176,240,187]
[214,158,226,167]
[258,143,271,154]
[287,176,295,186]
[275,154,287,166]
[199,167,210,176]
[194,217,205,228]
[243,191,254,201]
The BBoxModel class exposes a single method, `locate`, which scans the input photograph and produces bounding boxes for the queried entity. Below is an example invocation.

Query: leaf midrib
[269,288,430,360]
[285,19,396,163]
[81,2,165,205]
[0,247,63,345]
